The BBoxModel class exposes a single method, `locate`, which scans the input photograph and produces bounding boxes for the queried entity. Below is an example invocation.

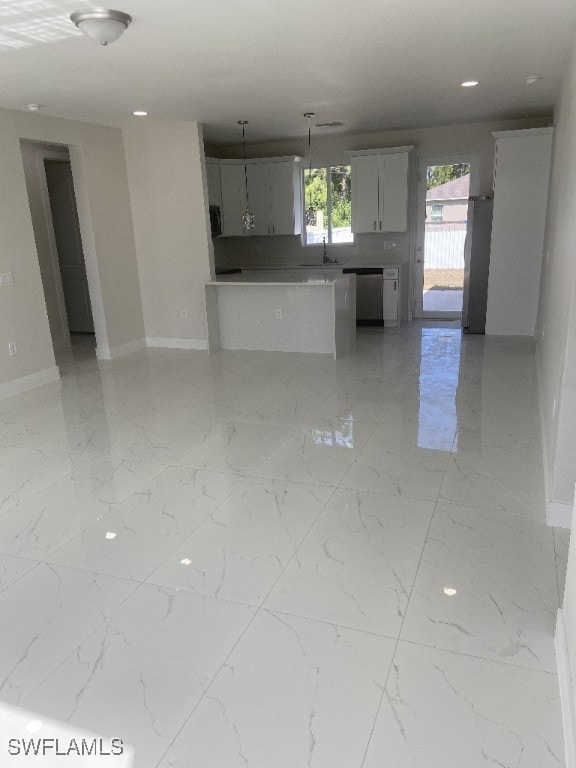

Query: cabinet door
[220,163,247,236]
[269,161,298,235]
[379,152,409,232]
[351,155,380,233]
[205,160,221,206]
[383,278,399,323]
[246,163,272,236]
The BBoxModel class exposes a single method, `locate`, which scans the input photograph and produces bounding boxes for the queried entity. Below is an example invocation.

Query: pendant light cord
[242,123,250,206]
[308,115,312,175]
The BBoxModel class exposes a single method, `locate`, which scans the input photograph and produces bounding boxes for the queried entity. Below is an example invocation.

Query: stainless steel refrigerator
[462,197,494,334]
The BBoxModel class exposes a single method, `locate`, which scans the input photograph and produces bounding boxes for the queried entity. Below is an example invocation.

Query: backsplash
[213,231,410,270]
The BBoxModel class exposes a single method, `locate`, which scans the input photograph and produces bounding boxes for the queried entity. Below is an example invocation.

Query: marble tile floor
[0,323,569,767]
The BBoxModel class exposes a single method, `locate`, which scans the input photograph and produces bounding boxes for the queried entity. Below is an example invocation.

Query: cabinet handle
[394,281,397,291]
[272,225,275,234]
[379,221,382,230]
[373,220,376,230]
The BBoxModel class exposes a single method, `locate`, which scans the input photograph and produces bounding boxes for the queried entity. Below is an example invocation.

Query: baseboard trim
[556,609,576,768]
[96,338,147,360]
[0,366,60,401]
[146,337,208,350]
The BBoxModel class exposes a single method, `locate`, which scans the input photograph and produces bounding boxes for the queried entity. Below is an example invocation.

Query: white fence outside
[424,230,467,269]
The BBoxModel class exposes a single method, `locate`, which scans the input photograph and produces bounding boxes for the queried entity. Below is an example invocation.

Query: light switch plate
[0,272,13,287]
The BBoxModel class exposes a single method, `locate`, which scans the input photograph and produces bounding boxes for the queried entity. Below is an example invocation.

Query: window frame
[302,164,353,246]
[430,203,444,223]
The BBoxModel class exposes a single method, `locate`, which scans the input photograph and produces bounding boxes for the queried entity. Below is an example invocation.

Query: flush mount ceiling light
[525,75,542,85]
[26,103,42,112]
[70,8,132,46]
[133,110,148,116]
[461,80,479,88]
[315,121,343,129]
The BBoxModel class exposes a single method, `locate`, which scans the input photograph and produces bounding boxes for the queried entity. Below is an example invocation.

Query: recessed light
[105,531,117,540]
[26,103,42,112]
[180,558,192,566]
[525,75,541,86]
[443,587,458,596]
[133,111,148,116]
[461,81,479,88]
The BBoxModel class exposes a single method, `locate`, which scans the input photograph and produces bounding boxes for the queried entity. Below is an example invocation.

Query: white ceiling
[0,0,574,144]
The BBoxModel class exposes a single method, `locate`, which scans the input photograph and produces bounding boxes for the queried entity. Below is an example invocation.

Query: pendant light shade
[238,120,255,232]
[70,8,132,46]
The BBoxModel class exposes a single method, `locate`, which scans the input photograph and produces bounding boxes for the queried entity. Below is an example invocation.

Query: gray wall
[536,41,576,511]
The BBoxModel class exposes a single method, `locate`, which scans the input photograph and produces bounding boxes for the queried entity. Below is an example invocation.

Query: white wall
[536,40,576,513]
[123,121,214,347]
[208,116,550,271]
[485,129,553,337]
[0,107,145,394]
[20,141,71,352]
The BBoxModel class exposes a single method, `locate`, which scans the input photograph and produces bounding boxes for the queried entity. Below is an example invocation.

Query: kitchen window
[304,165,353,244]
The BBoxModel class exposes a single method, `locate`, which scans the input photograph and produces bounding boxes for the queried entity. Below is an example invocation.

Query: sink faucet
[322,237,338,264]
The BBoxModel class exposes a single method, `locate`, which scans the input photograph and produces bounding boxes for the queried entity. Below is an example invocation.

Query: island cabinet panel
[351,147,412,233]
[219,156,303,237]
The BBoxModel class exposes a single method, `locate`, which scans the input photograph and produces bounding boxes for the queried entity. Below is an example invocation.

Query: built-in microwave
[209,205,222,238]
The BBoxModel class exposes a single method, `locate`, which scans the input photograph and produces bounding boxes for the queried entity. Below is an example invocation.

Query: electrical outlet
[180,309,188,320]
[0,272,13,287]
[382,241,397,250]
[276,308,283,319]
[8,342,17,356]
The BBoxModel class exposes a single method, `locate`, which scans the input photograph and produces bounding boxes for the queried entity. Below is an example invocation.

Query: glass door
[414,156,478,319]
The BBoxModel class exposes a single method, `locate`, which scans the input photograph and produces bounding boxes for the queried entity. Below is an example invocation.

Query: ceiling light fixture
[525,75,541,85]
[461,80,479,88]
[133,110,148,116]
[304,112,316,226]
[316,121,343,129]
[26,103,42,112]
[443,587,458,596]
[70,8,132,46]
[238,120,255,232]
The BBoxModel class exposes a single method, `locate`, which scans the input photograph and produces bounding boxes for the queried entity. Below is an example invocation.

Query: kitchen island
[205,272,356,358]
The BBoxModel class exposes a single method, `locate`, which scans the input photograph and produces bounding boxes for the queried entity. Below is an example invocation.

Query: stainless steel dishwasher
[343,268,383,325]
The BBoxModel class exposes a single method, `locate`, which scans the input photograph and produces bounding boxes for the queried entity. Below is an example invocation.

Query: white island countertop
[205,273,356,358]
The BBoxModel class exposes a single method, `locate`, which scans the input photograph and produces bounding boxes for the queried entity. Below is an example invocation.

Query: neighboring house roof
[427,174,470,202]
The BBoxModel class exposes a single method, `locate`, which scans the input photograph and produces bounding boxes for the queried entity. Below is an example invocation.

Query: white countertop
[207,275,343,286]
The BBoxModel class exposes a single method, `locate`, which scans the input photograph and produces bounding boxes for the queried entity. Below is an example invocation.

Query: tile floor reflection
[0,323,568,767]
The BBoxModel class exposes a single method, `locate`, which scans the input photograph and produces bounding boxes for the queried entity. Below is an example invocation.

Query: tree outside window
[304,165,353,244]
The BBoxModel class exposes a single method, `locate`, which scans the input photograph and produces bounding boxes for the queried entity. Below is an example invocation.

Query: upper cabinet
[218,156,303,237]
[350,147,412,233]
[205,158,222,207]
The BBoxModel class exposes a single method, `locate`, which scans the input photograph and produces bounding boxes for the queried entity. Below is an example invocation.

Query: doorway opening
[414,156,479,319]
[21,141,96,364]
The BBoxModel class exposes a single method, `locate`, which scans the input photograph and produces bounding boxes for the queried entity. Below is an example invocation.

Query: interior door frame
[413,152,480,319]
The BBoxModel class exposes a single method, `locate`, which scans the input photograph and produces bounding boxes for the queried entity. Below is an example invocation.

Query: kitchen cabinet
[485,128,553,336]
[219,156,303,237]
[350,147,412,233]
[205,158,221,206]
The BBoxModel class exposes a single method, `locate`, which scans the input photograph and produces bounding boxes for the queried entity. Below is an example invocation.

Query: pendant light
[238,120,255,232]
[304,113,316,226]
